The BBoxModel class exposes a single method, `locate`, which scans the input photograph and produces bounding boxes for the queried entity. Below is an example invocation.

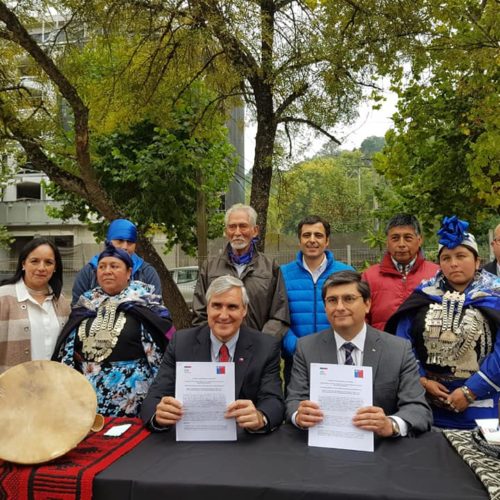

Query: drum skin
[0,360,97,464]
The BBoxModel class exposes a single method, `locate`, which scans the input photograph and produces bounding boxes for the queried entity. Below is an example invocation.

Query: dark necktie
[219,344,230,362]
[343,342,356,365]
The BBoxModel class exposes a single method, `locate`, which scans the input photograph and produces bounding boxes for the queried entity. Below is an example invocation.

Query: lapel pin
[372,348,376,352]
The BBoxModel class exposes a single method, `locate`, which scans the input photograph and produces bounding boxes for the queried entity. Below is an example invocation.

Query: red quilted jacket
[362,252,439,331]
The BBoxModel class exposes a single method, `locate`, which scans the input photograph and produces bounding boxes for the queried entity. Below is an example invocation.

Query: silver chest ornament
[78,299,127,363]
[423,291,491,378]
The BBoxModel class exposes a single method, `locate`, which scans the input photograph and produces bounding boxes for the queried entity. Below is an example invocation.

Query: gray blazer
[285,325,432,434]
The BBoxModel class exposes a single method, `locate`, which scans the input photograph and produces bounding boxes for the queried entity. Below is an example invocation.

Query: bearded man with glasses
[286,270,431,438]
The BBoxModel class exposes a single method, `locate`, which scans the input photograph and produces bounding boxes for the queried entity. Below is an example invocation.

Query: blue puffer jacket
[280,250,353,357]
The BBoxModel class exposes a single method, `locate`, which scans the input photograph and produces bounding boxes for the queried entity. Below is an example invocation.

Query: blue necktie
[343,342,356,365]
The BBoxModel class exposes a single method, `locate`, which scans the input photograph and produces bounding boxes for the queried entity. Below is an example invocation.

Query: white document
[175,361,237,441]
[308,363,373,452]
[475,419,500,444]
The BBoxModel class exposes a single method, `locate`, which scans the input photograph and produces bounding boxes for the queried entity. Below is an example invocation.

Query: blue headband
[106,219,137,242]
[437,215,478,255]
[98,243,133,268]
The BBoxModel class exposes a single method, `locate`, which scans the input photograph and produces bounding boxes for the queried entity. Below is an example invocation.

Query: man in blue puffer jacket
[281,216,353,390]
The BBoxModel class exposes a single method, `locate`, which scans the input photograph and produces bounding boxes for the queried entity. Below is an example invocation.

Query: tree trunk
[250,107,276,252]
[136,235,192,328]
[196,171,208,266]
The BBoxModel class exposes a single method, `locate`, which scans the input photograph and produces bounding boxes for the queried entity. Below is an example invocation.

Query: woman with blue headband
[387,216,500,429]
[71,219,162,304]
[53,243,174,417]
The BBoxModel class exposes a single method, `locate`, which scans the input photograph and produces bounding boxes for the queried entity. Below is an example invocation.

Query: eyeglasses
[325,295,363,306]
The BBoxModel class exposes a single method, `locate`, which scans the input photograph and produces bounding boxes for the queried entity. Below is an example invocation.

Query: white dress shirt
[302,254,327,284]
[16,280,60,360]
[210,331,240,362]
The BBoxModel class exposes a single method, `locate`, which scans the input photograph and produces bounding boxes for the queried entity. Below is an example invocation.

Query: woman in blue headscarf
[71,219,162,304]
[54,244,174,417]
[387,216,500,429]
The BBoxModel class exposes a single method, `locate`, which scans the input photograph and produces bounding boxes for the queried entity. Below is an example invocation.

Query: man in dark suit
[141,275,285,433]
[484,223,500,276]
[286,270,431,437]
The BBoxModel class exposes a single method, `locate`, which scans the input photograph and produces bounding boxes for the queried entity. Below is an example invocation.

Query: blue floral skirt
[57,328,162,417]
[79,358,156,417]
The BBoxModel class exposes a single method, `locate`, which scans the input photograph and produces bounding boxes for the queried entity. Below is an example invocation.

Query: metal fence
[0,243,492,300]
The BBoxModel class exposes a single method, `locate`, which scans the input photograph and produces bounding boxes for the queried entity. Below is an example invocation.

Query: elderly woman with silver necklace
[0,237,70,374]
[53,244,174,417]
[386,216,500,429]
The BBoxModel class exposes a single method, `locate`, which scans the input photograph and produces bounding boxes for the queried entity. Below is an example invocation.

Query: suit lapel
[233,329,253,397]
[362,326,382,379]
[192,326,212,361]
[319,329,338,364]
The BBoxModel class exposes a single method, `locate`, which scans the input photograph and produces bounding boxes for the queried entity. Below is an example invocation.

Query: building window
[16,182,41,200]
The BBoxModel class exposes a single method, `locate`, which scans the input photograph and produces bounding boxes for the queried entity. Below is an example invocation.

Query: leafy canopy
[375,0,499,229]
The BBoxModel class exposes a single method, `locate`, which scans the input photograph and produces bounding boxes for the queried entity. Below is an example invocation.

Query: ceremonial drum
[0,360,102,464]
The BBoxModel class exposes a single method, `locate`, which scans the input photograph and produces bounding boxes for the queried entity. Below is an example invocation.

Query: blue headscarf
[106,219,137,243]
[97,243,133,269]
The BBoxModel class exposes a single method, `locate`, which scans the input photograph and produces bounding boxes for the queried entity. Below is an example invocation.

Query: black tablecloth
[94,424,488,500]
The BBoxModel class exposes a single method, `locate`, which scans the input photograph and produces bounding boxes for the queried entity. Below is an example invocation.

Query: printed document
[475,419,500,444]
[175,362,236,441]
[309,363,373,452]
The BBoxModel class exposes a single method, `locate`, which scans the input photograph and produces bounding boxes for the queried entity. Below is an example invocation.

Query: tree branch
[275,82,309,120]
[188,1,261,87]
[0,119,87,198]
[279,116,341,144]
[0,2,117,216]
[172,49,226,106]
[284,121,293,158]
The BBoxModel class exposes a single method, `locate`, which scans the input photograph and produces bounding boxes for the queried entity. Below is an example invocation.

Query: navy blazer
[483,260,499,276]
[140,325,285,431]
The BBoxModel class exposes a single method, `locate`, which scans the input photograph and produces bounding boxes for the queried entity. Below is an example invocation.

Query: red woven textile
[0,417,149,500]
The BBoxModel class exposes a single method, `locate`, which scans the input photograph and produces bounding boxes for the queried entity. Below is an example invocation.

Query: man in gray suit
[286,270,431,437]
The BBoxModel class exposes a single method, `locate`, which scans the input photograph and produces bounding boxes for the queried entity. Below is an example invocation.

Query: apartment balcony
[0,199,78,226]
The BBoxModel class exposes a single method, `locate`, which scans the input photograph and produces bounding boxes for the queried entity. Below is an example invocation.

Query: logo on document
[319,366,328,375]
[216,366,226,375]
[354,369,364,379]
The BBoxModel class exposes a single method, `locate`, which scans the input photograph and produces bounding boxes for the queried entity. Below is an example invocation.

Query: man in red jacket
[362,214,439,331]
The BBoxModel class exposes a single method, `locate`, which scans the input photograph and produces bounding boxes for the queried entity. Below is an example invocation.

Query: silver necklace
[25,285,51,296]
[78,299,127,363]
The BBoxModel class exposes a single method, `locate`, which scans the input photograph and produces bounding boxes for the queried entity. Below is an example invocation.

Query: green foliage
[0,1,243,325]
[316,141,340,159]
[375,0,500,228]
[0,226,14,250]
[362,228,386,252]
[0,141,16,249]
[173,0,441,247]
[360,137,385,158]
[273,151,380,235]
[46,102,236,255]
[0,2,238,256]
